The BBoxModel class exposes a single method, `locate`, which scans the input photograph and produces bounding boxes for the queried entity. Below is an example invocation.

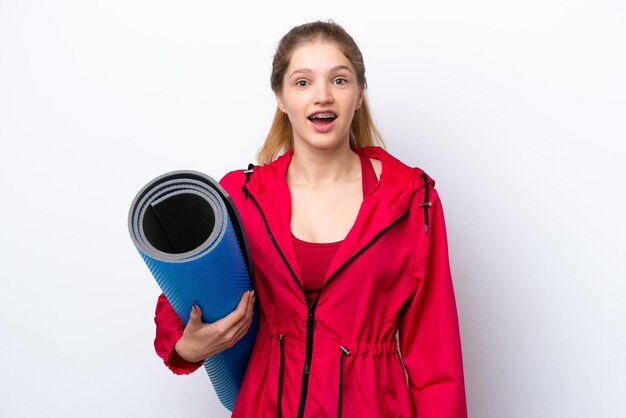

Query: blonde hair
[256,20,385,165]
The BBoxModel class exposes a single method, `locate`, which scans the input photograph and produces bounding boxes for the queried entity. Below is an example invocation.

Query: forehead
[286,40,354,74]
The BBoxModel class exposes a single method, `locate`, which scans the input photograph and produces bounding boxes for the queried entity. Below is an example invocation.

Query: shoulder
[219,169,247,192]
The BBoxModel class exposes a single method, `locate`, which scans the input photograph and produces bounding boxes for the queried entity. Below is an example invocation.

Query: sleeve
[398,191,468,417]
[153,293,204,375]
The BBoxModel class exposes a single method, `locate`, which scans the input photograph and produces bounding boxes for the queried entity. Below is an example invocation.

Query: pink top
[292,152,379,305]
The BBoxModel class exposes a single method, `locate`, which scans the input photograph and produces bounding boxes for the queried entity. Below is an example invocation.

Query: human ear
[355,86,365,110]
[275,91,288,113]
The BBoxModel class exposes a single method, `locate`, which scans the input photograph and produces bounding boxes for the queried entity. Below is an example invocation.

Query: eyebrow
[288,65,354,79]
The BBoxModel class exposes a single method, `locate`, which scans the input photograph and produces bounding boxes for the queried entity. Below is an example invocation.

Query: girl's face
[276,41,364,152]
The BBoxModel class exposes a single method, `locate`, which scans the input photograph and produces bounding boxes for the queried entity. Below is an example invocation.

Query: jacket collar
[243,146,433,286]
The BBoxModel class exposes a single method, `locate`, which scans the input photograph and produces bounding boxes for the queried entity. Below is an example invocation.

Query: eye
[296,80,309,87]
[333,78,347,85]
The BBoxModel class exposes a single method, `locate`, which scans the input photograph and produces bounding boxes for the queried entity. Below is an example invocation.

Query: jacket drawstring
[338,346,350,418]
[243,163,255,198]
[419,172,432,233]
[277,335,284,418]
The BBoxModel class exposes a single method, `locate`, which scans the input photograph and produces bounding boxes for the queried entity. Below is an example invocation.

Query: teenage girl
[154,20,468,418]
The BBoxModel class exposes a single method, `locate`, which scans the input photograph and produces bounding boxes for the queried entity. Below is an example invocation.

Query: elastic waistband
[259,321,398,355]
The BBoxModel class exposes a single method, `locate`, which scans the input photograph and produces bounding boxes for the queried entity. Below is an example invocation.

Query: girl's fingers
[188,304,202,328]
[231,314,253,345]
[193,290,254,354]
[232,291,255,332]
[225,292,255,345]
[245,292,255,320]
[217,290,252,330]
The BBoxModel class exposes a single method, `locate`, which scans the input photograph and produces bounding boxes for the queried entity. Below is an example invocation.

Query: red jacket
[154,146,467,418]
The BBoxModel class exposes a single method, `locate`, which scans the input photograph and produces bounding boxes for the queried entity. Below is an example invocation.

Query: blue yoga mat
[127,170,257,411]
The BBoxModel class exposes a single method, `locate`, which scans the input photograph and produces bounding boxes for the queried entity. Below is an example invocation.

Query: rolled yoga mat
[127,170,257,412]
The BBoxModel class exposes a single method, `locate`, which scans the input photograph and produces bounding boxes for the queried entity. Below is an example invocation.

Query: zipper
[242,184,409,418]
[298,208,409,417]
[298,303,317,417]
[277,334,284,418]
[338,346,350,418]
[242,186,306,294]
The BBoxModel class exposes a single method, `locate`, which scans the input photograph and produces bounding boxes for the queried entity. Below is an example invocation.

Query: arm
[153,290,255,375]
[398,192,468,417]
[154,293,204,375]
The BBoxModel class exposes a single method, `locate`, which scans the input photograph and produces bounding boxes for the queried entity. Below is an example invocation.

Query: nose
[313,83,333,105]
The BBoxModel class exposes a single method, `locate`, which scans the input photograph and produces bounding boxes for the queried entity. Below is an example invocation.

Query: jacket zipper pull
[338,346,350,418]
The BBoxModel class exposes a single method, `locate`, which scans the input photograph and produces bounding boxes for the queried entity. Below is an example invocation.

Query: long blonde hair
[256,20,385,165]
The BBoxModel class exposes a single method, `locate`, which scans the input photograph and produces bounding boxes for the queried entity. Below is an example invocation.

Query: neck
[287,142,360,187]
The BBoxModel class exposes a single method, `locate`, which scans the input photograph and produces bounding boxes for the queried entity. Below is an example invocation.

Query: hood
[241,146,436,286]
[245,146,434,218]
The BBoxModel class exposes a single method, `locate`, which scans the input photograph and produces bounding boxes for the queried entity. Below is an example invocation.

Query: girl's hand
[174,290,255,362]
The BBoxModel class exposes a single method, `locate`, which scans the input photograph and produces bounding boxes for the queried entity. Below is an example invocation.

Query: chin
[298,134,350,151]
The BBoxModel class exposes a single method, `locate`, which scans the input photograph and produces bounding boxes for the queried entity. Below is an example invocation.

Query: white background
[1,1,625,417]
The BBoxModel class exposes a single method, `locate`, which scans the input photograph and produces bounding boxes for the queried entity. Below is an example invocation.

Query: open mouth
[308,112,337,126]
